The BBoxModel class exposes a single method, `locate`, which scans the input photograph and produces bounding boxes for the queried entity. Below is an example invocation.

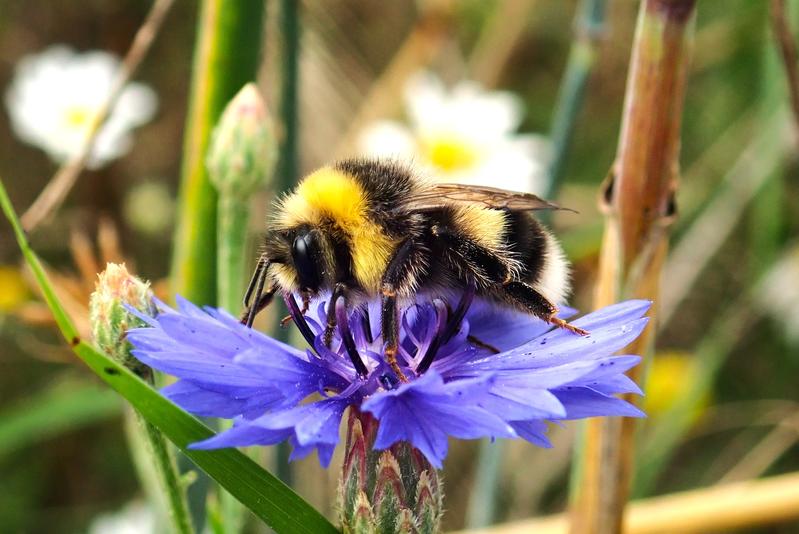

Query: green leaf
[0,178,338,534]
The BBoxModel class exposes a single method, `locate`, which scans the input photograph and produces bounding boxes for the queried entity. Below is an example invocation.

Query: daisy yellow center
[421,133,479,172]
[63,105,96,131]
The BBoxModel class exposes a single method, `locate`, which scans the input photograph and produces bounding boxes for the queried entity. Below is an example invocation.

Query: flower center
[62,105,96,132]
[420,133,479,172]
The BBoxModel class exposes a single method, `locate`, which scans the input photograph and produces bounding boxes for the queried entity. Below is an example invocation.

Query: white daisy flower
[88,501,156,534]
[759,244,799,345]
[5,45,157,169]
[358,71,551,193]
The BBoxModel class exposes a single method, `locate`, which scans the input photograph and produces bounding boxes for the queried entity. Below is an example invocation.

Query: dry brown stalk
[459,471,799,534]
[569,1,696,533]
[770,0,799,140]
[20,0,174,231]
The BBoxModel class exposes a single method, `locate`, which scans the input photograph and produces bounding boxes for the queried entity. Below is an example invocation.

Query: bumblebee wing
[404,183,574,212]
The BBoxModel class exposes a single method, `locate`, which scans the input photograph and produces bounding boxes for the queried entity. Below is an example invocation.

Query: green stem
[127,408,195,534]
[465,439,505,528]
[546,0,607,199]
[216,195,252,532]
[170,0,265,306]
[277,0,300,196]
[217,195,251,314]
[273,0,301,486]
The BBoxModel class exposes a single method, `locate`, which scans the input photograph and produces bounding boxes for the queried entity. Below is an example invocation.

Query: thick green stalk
[547,0,608,199]
[207,81,276,533]
[170,0,265,306]
[276,0,300,196]
[127,408,195,534]
[274,0,302,486]
[217,196,250,313]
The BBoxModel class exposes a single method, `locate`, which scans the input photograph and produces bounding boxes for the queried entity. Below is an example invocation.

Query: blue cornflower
[127,293,648,468]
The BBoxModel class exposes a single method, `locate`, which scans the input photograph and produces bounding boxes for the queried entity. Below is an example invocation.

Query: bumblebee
[242,158,586,381]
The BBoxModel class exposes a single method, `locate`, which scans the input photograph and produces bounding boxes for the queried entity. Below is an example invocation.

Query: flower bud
[89,263,155,375]
[338,409,442,534]
[207,83,276,199]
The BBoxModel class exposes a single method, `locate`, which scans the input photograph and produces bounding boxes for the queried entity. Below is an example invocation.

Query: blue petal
[161,381,259,418]
[570,300,651,330]
[464,298,576,352]
[462,318,649,372]
[252,398,349,447]
[190,421,293,449]
[362,371,516,468]
[510,420,552,448]
[554,386,646,419]
[482,384,566,419]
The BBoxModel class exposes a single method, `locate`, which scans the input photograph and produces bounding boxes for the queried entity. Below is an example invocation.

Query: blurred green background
[1,1,798,532]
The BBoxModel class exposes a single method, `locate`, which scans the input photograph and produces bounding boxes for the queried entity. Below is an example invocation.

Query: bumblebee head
[291,228,324,293]
[263,224,332,295]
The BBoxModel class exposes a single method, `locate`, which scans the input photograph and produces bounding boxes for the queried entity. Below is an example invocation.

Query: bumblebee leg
[381,284,406,381]
[467,335,501,354]
[503,281,588,336]
[241,259,273,327]
[381,239,425,382]
[324,283,347,347]
[240,287,277,326]
[243,255,269,309]
[431,225,510,284]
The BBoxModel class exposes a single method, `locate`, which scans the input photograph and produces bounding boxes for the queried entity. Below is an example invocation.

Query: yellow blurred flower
[644,351,710,422]
[0,265,29,312]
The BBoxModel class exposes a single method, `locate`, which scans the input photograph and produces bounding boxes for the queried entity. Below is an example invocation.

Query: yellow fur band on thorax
[277,167,396,291]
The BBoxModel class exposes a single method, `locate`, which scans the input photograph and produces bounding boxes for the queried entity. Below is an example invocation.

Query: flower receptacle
[338,409,443,534]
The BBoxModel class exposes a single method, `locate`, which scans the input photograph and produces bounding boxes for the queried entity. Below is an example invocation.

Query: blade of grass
[0,178,338,534]
[546,0,607,200]
[0,377,122,459]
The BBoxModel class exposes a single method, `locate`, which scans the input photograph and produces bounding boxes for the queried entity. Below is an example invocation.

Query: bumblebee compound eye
[292,232,322,291]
